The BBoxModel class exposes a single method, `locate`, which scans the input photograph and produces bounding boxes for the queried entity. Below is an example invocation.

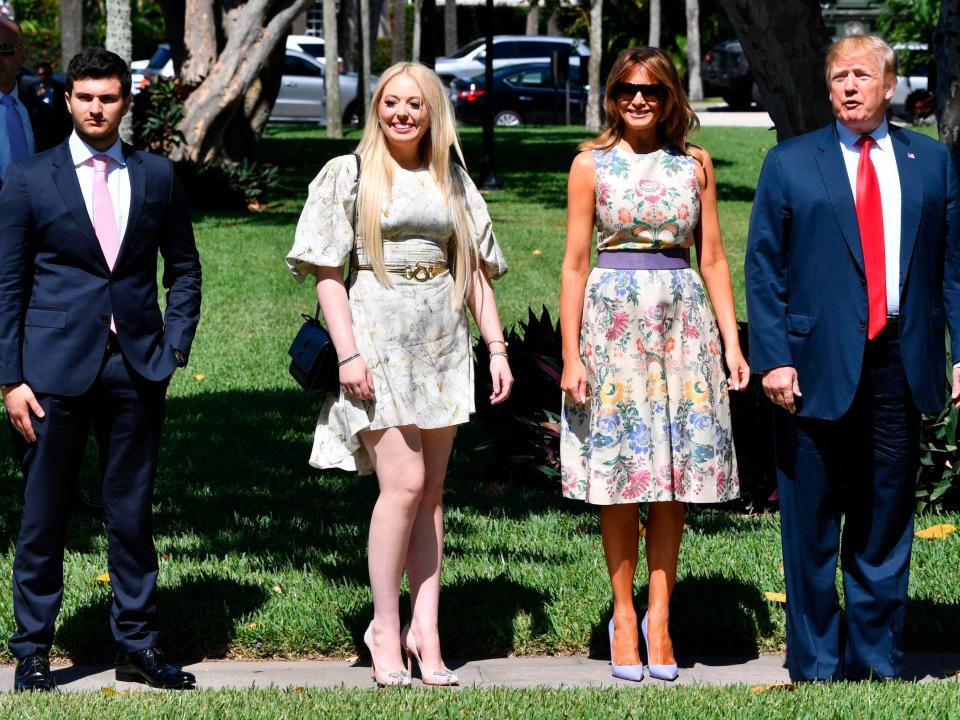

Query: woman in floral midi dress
[559,47,750,681]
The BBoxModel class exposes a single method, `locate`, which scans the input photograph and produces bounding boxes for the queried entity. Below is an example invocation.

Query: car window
[449,38,485,59]
[516,71,548,87]
[284,55,322,77]
[514,42,554,59]
[491,41,520,59]
[297,42,326,59]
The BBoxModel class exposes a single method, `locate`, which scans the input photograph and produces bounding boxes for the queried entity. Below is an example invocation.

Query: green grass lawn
[3,684,960,718]
[0,125,956,667]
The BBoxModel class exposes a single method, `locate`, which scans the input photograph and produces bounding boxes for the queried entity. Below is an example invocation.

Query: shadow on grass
[588,574,778,661]
[56,577,269,663]
[345,575,552,661]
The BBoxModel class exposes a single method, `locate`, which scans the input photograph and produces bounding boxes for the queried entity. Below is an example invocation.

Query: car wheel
[494,110,523,127]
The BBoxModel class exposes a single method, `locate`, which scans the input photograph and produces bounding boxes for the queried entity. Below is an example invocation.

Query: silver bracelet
[338,352,361,367]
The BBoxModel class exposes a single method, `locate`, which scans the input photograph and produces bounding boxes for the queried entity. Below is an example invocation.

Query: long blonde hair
[580,46,699,155]
[354,62,478,305]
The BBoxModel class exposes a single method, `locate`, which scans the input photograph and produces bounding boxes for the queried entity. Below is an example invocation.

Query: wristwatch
[173,349,187,367]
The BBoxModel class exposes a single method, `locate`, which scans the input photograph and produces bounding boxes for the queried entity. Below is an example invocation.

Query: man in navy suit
[746,35,960,682]
[0,48,201,691]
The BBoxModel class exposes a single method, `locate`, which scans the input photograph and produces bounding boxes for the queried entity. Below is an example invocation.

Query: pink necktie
[92,155,120,332]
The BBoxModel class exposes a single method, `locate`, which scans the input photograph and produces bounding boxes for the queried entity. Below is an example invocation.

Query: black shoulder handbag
[288,153,361,393]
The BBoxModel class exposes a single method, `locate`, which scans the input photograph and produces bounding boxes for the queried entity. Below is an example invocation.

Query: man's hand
[2,383,44,443]
[952,366,960,410]
[761,366,802,414]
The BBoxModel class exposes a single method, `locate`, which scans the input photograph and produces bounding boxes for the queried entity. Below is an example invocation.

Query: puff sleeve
[286,154,360,282]
[458,165,508,280]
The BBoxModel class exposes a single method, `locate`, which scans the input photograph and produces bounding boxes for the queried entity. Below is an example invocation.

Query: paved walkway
[1,654,957,692]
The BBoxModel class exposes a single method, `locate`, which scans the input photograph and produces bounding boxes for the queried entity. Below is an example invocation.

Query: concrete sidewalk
[1,654,957,692]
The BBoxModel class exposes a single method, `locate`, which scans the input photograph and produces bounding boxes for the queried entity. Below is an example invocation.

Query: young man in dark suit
[746,35,960,682]
[0,48,202,692]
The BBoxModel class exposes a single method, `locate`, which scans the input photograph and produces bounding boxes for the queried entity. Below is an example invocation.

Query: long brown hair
[580,46,699,155]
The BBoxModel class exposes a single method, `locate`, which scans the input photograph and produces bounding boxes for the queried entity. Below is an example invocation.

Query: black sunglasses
[614,81,667,102]
[0,44,23,57]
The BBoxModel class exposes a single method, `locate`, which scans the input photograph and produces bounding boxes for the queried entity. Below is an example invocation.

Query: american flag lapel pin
[907,152,916,159]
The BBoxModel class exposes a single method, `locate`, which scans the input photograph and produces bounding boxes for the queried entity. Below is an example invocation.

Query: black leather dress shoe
[14,654,56,692]
[115,648,195,689]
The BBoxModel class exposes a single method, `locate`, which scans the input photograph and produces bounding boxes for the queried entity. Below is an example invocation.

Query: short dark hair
[66,47,131,98]
[37,61,53,73]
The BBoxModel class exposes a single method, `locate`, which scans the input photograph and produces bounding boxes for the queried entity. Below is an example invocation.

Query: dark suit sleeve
[745,148,794,374]
[160,163,202,363]
[0,164,34,385]
[944,155,960,364]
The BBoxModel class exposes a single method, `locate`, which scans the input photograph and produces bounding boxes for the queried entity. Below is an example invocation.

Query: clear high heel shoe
[400,623,459,686]
[363,622,411,687]
[640,613,679,681]
[608,618,644,682]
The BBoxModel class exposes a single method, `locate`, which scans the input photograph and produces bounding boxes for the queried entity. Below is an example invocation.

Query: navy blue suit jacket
[0,140,202,396]
[745,123,960,419]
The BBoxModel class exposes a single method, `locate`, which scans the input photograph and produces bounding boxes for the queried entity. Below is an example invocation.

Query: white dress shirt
[68,131,131,242]
[836,119,902,316]
[0,84,37,178]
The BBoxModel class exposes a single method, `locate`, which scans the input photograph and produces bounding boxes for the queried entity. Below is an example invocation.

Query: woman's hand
[339,355,375,401]
[561,359,590,405]
[724,346,750,391]
[489,355,514,404]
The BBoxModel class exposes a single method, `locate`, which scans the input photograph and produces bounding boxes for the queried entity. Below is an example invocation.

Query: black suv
[702,39,763,110]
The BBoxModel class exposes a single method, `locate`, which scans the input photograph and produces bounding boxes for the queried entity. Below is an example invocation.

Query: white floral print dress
[286,154,508,475]
[559,145,739,505]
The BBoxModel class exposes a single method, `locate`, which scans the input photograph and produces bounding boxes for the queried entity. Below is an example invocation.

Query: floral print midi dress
[559,145,739,505]
[286,155,508,475]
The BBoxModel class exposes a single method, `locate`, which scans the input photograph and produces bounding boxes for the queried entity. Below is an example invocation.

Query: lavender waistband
[596,249,691,270]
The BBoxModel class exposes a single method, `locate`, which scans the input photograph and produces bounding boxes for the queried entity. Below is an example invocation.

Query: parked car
[451,62,585,127]
[701,39,761,110]
[285,34,344,71]
[435,35,589,85]
[270,49,377,126]
[131,43,174,95]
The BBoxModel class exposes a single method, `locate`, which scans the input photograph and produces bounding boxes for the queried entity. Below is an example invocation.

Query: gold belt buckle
[405,263,432,282]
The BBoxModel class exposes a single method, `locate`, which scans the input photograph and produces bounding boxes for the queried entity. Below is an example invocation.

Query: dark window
[491,41,520,59]
[513,42,555,59]
[297,42,326,59]
[284,55,322,77]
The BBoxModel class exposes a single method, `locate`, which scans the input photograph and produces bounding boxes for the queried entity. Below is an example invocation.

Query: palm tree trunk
[391,0,406,63]
[324,0,342,137]
[444,0,457,55]
[649,0,660,48]
[686,0,702,100]
[60,0,82,70]
[586,0,602,131]
[105,0,132,142]
[412,0,423,62]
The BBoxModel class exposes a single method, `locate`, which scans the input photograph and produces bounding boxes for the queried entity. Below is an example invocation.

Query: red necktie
[854,135,886,339]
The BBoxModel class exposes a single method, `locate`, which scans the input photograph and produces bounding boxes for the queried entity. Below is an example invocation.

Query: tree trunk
[60,0,82,70]
[936,0,960,169]
[649,0,660,48]
[586,0,602,131]
[546,10,558,36]
[180,0,217,88]
[391,0,406,62]
[686,0,702,100]
[420,0,436,66]
[338,3,355,72]
[525,3,539,35]
[172,0,315,164]
[444,0,457,55]
[412,0,423,62]
[719,0,832,140]
[105,0,133,142]
[359,0,371,122]
[324,0,342,137]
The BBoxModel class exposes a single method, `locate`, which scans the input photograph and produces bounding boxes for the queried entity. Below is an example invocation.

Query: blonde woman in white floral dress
[559,48,749,682]
[286,63,512,686]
